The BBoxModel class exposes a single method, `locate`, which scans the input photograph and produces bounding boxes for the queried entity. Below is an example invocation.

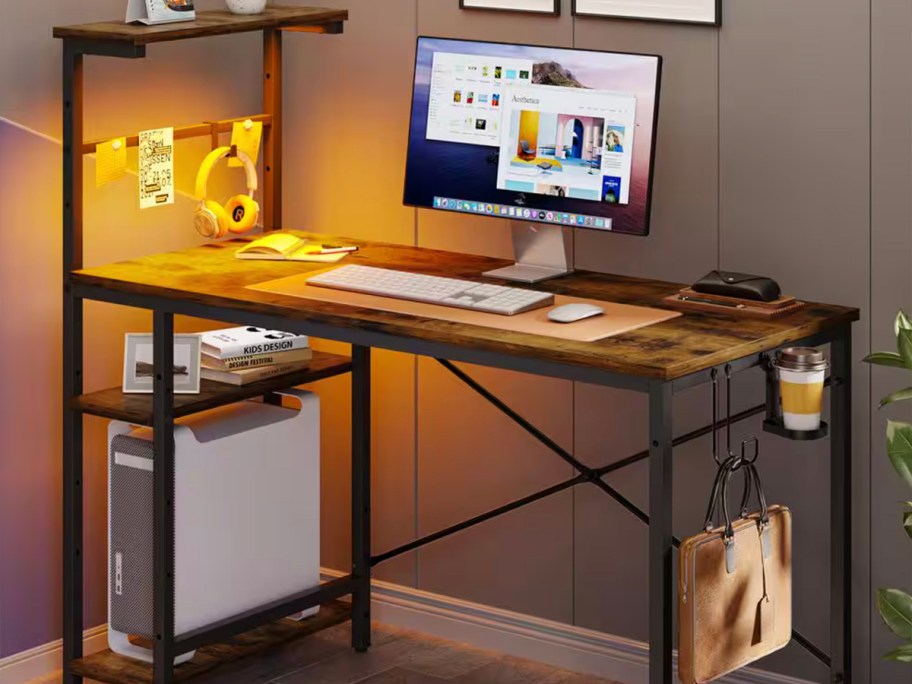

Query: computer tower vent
[109,434,156,638]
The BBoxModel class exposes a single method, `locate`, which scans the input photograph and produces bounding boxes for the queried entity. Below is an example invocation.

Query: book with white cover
[201,327,309,360]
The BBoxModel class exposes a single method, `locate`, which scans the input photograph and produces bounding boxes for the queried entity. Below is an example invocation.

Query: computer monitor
[403,37,662,282]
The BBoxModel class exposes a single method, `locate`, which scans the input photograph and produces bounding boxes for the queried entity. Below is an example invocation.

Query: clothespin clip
[206,121,220,150]
[243,118,254,131]
[112,139,123,151]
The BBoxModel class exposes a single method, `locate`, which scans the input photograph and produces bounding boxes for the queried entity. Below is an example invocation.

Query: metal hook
[711,368,721,465]
[724,364,738,462]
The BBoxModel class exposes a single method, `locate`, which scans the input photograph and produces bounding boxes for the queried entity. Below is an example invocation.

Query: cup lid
[773,347,828,372]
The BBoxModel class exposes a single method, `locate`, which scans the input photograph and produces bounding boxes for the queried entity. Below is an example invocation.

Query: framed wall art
[459,0,561,16]
[571,0,720,26]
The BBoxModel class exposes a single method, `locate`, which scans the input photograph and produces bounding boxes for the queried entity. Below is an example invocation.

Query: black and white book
[201,327,310,360]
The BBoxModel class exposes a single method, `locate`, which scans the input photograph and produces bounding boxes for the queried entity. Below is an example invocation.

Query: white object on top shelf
[226,0,268,14]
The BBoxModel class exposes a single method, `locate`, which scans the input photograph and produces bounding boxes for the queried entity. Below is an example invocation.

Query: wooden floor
[33,622,621,684]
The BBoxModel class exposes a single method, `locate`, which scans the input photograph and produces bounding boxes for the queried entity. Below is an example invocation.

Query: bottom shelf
[70,601,351,683]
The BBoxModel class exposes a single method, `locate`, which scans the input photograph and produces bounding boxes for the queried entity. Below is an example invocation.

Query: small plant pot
[226,0,267,14]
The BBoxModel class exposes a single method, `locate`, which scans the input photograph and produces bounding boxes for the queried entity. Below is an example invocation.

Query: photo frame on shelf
[126,0,196,25]
[123,333,202,394]
[571,0,720,25]
[459,0,560,16]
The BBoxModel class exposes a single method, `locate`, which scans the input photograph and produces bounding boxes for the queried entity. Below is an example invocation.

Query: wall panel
[719,0,871,679]
[416,360,574,622]
[572,19,718,283]
[870,0,912,681]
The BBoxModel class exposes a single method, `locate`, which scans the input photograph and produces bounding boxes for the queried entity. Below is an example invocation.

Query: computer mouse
[547,303,605,323]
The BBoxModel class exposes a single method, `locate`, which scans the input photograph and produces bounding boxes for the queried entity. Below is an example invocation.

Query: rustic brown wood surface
[71,232,859,381]
[69,601,351,683]
[73,351,351,425]
[53,7,348,45]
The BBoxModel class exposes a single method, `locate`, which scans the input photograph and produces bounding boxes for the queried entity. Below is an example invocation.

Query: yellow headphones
[194,146,260,238]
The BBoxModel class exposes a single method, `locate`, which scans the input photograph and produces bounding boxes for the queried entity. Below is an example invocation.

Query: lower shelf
[72,351,352,426]
[69,601,351,683]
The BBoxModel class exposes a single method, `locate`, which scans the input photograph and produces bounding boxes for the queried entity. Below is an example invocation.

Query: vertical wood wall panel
[571,19,719,283]
[284,0,420,586]
[413,0,576,624]
[719,0,871,679]
[870,0,912,680]
[416,360,575,622]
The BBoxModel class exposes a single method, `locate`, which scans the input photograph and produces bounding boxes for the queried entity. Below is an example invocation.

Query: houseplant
[866,310,912,661]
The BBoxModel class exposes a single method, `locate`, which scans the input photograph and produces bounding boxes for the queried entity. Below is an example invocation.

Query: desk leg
[153,311,176,684]
[649,381,673,684]
[352,345,372,652]
[830,327,852,683]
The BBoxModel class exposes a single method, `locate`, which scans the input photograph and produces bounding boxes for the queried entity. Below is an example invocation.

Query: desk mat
[249,271,680,342]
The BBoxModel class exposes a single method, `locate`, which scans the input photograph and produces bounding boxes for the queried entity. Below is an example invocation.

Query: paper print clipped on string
[229,119,263,168]
[138,127,174,209]
[96,137,127,187]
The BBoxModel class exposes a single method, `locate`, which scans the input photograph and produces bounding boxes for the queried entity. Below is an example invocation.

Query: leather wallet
[693,271,781,302]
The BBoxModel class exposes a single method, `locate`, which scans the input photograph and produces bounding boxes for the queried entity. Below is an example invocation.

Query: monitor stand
[483,221,573,284]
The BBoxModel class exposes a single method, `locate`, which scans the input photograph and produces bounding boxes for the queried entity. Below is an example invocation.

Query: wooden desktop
[72,232,857,383]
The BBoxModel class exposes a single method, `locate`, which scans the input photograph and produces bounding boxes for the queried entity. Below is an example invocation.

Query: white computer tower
[107,389,320,663]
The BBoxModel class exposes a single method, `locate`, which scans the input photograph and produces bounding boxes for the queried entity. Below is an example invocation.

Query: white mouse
[548,303,605,323]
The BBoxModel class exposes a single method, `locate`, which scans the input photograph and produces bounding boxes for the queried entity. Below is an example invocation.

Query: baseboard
[0,577,813,684]
[0,625,107,684]
[322,569,813,684]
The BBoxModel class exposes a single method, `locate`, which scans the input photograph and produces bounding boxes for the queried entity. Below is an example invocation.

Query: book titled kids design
[126,0,195,25]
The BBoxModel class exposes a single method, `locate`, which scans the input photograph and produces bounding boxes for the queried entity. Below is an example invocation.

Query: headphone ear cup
[223,195,260,234]
[195,200,230,238]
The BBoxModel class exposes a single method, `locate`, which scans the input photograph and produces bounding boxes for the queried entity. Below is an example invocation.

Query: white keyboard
[307,264,554,316]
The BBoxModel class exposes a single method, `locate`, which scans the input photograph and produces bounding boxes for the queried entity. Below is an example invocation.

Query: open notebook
[236,233,354,263]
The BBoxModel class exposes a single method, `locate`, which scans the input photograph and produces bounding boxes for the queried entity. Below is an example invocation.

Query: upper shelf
[53,6,348,46]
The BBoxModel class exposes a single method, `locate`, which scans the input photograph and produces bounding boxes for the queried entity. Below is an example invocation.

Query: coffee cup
[772,347,828,431]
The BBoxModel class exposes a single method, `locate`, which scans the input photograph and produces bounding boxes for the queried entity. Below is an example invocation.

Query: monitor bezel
[402,35,663,237]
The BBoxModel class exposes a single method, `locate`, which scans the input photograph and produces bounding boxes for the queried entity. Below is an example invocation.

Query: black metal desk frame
[61,26,853,684]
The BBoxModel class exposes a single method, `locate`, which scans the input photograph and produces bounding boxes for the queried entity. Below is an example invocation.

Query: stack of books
[200,327,313,386]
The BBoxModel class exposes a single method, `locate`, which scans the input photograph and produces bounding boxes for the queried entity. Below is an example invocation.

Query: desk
[66,232,858,684]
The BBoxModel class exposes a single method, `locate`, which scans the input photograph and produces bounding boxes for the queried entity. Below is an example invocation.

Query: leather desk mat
[249,271,681,342]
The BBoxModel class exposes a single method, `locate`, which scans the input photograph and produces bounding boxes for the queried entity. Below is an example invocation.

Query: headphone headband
[194,146,258,202]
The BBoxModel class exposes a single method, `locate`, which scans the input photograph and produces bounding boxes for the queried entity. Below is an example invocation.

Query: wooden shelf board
[73,351,351,425]
[70,601,351,684]
[53,6,348,46]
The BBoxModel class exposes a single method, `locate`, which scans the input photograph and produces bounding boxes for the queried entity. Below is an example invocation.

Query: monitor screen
[403,37,662,235]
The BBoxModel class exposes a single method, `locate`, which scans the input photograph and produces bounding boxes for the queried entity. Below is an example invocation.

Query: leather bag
[678,457,792,683]
[692,271,781,302]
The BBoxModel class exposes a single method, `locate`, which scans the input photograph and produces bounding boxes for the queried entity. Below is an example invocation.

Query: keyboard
[307,264,555,316]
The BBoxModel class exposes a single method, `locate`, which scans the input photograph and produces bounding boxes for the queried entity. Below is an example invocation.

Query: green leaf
[899,329,912,367]
[881,387,912,409]
[864,352,911,369]
[903,508,912,541]
[878,588,912,639]
[887,421,912,490]
[884,643,912,662]
[897,310,912,338]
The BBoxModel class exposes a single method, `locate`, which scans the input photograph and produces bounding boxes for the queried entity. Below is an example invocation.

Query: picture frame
[123,333,202,395]
[571,0,720,26]
[459,0,561,16]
